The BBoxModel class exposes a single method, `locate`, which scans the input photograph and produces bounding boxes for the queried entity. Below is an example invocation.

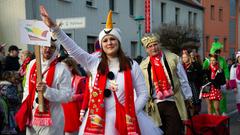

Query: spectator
[0,71,21,134]
[0,43,6,74]
[5,45,21,71]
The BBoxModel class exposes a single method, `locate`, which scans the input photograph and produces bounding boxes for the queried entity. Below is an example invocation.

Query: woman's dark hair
[63,57,81,76]
[1,71,16,83]
[97,42,132,74]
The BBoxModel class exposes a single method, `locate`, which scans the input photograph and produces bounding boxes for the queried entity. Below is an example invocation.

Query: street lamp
[134,16,145,56]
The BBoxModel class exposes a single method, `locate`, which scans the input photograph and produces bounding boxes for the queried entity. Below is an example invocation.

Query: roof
[171,0,204,10]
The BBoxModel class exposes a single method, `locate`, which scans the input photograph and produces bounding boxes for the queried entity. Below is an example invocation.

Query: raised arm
[40,5,98,70]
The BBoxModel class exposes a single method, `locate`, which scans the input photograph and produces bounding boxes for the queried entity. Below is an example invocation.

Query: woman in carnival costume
[40,5,163,135]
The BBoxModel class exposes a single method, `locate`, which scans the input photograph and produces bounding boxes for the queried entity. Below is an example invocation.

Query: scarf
[19,57,32,77]
[150,53,173,100]
[183,62,191,70]
[236,64,240,80]
[84,68,140,135]
[210,63,219,79]
[30,58,58,126]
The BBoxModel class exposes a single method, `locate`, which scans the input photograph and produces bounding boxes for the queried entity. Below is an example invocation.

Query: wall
[151,0,204,58]
[0,0,27,51]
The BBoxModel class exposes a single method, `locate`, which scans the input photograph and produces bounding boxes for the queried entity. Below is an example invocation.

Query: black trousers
[157,101,184,135]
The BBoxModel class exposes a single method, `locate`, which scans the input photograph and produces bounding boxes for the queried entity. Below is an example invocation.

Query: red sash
[84,68,140,135]
[19,57,32,77]
[150,54,173,99]
[210,64,219,79]
[15,59,58,130]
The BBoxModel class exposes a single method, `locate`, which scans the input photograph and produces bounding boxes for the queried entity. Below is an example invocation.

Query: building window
[86,0,96,7]
[129,0,134,16]
[219,8,223,21]
[58,0,72,3]
[131,41,137,58]
[211,5,215,20]
[86,0,93,6]
[223,38,227,51]
[188,11,192,27]
[193,13,197,28]
[161,3,166,23]
[175,7,180,25]
[109,0,115,11]
[87,36,97,53]
[205,36,209,50]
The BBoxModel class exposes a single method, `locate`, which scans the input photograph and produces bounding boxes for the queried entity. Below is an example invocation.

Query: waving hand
[40,5,56,28]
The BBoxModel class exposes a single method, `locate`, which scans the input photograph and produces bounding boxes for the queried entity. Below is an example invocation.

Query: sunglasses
[104,71,115,98]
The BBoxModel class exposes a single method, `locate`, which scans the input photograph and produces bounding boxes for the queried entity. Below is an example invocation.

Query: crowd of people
[0,5,239,135]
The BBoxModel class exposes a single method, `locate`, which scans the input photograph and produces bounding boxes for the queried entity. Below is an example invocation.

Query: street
[201,90,240,135]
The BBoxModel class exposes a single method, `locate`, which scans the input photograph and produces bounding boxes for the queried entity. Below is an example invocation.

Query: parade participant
[62,57,86,135]
[19,50,33,77]
[40,6,163,135]
[230,51,240,121]
[91,40,102,57]
[203,37,229,115]
[182,50,202,115]
[140,33,192,134]
[202,54,226,115]
[15,38,72,135]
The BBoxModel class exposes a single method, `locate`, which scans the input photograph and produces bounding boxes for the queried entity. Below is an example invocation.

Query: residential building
[0,0,145,58]
[201,0,239,58]
[145,0,204,58]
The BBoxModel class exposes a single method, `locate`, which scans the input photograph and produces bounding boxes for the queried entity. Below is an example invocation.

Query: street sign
[56,17,86,29]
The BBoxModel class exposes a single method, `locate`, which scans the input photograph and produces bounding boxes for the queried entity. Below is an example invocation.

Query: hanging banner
[20,20,51,46]
[145,0,151,33]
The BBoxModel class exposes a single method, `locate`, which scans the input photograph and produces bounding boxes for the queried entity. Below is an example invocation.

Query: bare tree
[153,23,200,55]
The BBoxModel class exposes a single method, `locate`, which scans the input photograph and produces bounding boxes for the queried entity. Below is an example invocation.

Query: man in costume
[140,33,192,134]
[203,37,229,115]
[15,38,72,135]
